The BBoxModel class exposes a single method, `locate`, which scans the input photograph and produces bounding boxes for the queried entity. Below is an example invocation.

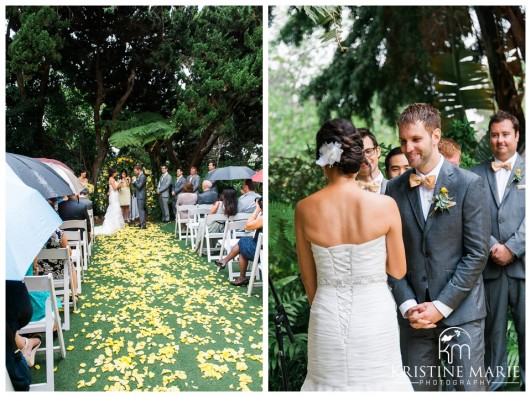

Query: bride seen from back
[295,118,407,304]
[294,118,414,391]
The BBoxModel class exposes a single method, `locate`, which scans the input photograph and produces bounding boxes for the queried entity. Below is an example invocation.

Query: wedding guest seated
[58,193,92,241]
[384,147,411,179]
[215,197,263,286]
[439,138,462,166]
[18,260,62,368]
[195,187,239,251]
[78,188,93,210]
[6,279,34,390]
[176,182,198,219]
[237,179,260,213]
[197,180,218,205]
[36,228,78,303]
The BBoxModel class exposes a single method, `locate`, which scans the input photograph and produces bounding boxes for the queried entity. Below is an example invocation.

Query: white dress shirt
[493,152,517,202]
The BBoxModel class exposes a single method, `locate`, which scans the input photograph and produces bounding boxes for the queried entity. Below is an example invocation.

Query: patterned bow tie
[491,162,512,172]
[356,180,381,193]
[409,174,436,189]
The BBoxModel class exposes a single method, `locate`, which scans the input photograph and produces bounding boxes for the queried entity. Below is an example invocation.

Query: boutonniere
[429,187,456,217]
[510,168,523,185]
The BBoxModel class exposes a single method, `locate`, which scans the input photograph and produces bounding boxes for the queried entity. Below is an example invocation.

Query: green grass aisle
[30,223,263,391]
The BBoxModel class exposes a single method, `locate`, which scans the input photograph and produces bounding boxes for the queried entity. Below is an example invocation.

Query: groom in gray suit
[386,103,490,391]
[471,110,525,391]
[132,164,147,229]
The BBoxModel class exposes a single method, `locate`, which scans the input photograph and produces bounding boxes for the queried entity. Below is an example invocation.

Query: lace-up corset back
[311,235,387,286]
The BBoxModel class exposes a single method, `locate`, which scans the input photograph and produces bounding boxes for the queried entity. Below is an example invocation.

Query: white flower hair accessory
[316,141,344,167]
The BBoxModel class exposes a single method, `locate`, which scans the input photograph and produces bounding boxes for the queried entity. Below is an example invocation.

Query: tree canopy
[6,6,263,183]
[276,6,525,150]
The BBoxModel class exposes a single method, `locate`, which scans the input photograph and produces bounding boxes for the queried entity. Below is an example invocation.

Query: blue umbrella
[5,164,63,280]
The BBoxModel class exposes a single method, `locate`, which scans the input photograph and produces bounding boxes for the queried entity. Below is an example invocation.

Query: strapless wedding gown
[95,187,125,235]
[301,236,412,391]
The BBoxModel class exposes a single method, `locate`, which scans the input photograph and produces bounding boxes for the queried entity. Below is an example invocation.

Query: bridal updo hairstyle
[315,119,367,174]
[108,167,118,178]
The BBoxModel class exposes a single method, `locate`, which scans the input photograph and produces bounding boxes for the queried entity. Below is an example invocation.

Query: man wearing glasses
[355,128,388,194]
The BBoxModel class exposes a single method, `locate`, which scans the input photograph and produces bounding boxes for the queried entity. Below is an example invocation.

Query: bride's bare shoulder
[296,189,327,214]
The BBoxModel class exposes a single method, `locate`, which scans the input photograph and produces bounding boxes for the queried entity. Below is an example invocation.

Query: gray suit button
[422,276,427,282]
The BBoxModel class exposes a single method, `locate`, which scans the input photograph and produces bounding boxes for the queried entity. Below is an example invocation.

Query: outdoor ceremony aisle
[29,223,263,391]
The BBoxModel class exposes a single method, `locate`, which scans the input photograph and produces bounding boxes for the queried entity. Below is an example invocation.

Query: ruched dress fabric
[95,187,125,235]
[301,236,413,391]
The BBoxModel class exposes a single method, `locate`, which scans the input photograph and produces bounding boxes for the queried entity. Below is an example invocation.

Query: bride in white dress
[295,119,413,391]
[95,168,125,236]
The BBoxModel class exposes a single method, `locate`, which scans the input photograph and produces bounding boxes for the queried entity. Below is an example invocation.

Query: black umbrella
[6,153,74,199]
[207,166,256,181]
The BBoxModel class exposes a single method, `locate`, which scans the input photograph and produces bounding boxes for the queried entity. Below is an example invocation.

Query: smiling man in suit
[471,110,525,391]
[386,103,490,391]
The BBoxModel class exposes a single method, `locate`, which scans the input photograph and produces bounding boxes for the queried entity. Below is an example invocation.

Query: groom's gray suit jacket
[386,160,490,327]
[471,154,525,280]
[134,172,147,201]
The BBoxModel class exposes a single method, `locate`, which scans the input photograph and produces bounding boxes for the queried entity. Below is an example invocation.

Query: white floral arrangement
[316,141,343,167]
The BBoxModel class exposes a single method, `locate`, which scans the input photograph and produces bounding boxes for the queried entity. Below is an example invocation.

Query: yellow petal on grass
[236,362,248,371]
[67,346,75,351]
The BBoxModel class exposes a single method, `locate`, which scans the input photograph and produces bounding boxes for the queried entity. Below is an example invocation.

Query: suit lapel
[424,161,455,237]
[485,158,501,207]
[502,154,524,203]
[405,170,426,230]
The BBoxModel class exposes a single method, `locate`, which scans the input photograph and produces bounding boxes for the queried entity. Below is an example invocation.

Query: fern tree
[269,201,311,391]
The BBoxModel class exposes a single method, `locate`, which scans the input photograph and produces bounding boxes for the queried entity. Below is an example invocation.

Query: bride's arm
[109,177,119,190]
[295,201,317,305]
[385,199,407,279]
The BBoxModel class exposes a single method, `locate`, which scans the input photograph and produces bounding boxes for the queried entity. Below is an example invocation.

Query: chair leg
[45,299,55,391]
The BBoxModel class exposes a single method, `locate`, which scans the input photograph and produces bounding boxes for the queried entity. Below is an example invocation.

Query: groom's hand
[409,302,443,326]
[406,307,436,329]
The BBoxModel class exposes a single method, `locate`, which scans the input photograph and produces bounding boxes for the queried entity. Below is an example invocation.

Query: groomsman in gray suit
[205,161,218,193]
[171,168,185,219]
[132,164,147,229]
[386,103,490,391]
[471,110,525,391]
[188,166,201,193]
[157,165,172,222]
[355,128,388,193]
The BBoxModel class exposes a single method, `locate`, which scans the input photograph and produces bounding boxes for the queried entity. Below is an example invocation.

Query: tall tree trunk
[475,6,525,151]
[90,53,136,184]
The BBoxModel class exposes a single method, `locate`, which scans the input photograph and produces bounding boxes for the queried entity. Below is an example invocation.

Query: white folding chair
[19,274,66,391]
[174,204,196,239]
[86,208,95,256]
[220,219,248,261]
[233,212,252,221]
[198,214,229,261]
[61,220,89,270]
[6,368,15,391]
[37,248,75,330]
[63,230,83,294]
[187,207,210,249]
[247,233,263,295]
